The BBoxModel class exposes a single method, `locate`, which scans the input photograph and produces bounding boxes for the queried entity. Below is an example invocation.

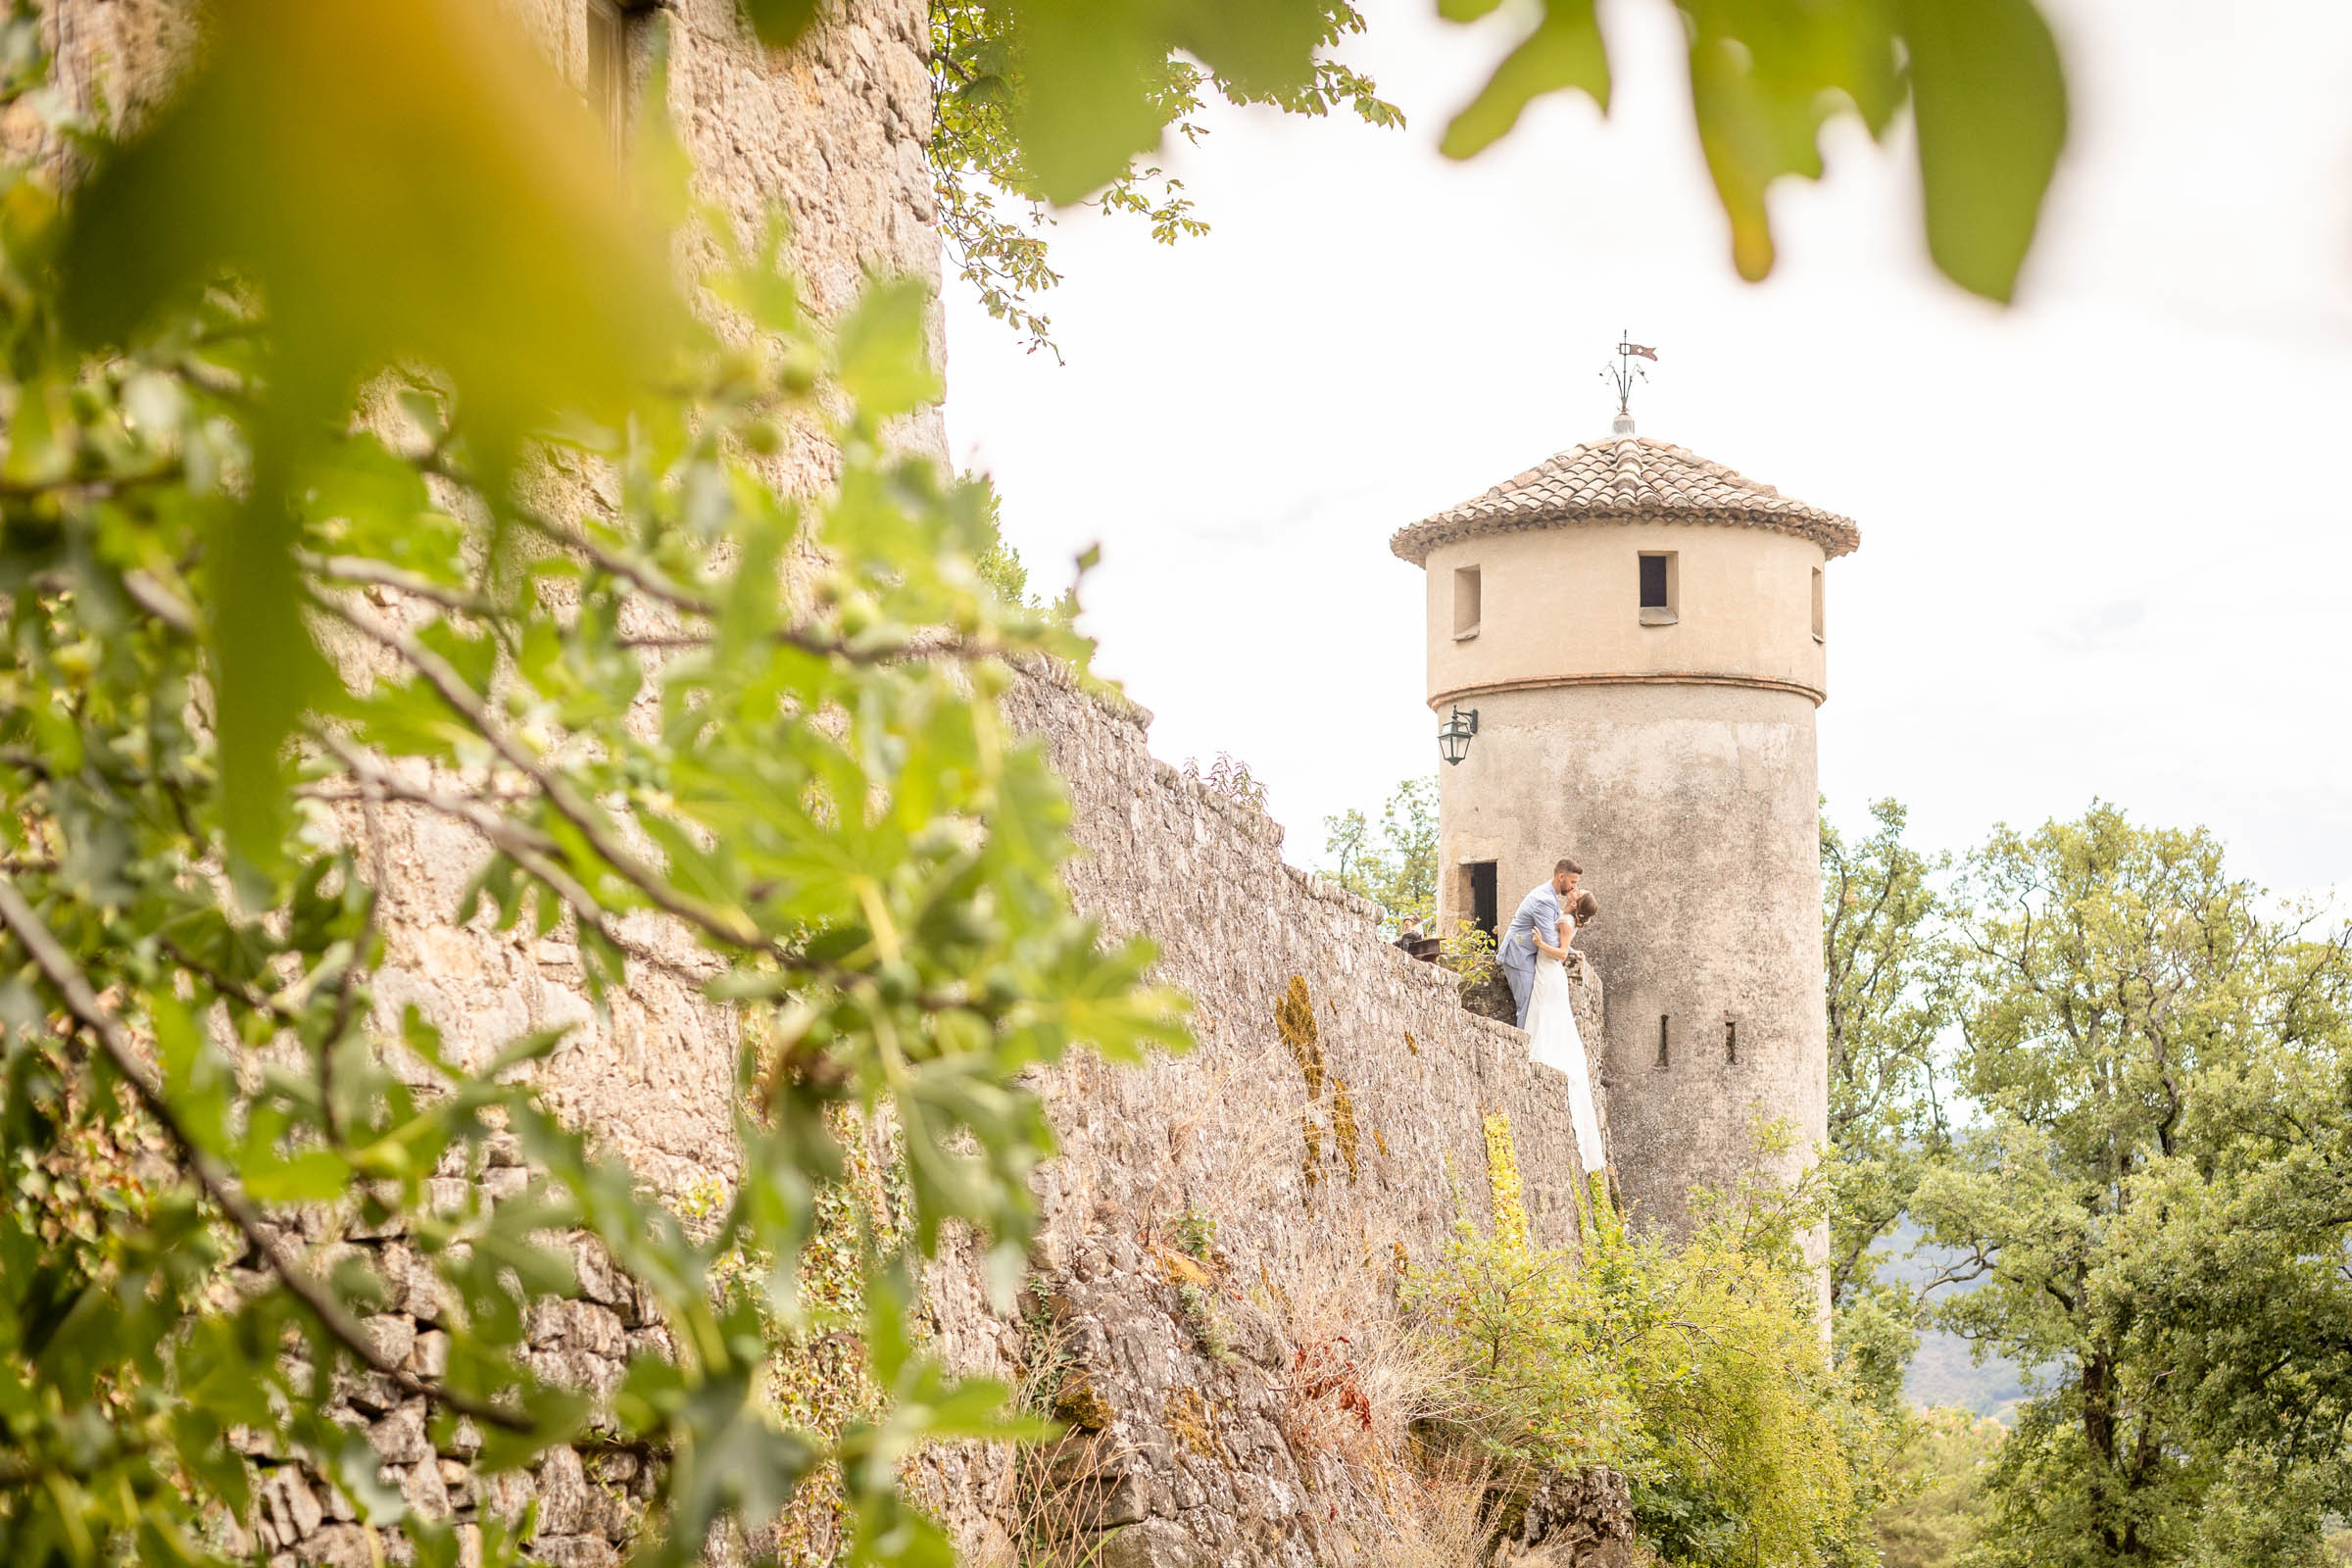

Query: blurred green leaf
[1900,0,2067,302]
[833,278,943,422]
[1432,0,2062,300]
[742,0,825,49]
[1440,0,1608,159]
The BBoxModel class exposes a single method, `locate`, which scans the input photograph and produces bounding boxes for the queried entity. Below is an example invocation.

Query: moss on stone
[1053,1370,1118,1432]
[1276,975,1325,1099]
[1164,1387,1218,1459]
[1331,1075,1361,1184]
[1483,1111,1530,1253]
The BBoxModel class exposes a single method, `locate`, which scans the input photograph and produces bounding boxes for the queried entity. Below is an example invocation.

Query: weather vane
[1600,330,1659,419]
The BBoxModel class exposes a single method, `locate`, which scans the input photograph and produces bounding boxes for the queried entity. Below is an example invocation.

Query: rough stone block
[403,1457,454,1521]
[304,1523,375,1568]
[536,1446,590,1534]
[528,1537,618,1568]
[363,1313,417,1370]
[526,1299,568,1348]
[477,1469,535,1527]
[336,1369,404,1417]
[265,1466,324,1542]
[442,1417,483,1461]
[368,1401,432,1465]
[480,1165,529,1204]
[564,1299,626,1358]
[1095,1518,1206,1568]
[409,1329,451,1379]
[571,1239,621,1305]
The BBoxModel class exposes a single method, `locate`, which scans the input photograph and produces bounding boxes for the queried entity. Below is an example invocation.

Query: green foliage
[1820,800,1952,1318]
[918,0,2067,356]
[1874,1406,2003,1568]
[1180,752,1269,811]
[1174,1282,1232,1365]
[1320,775,1437,936]
[0,11,1187,1565]
[965,474,1075,626]
[59,0,686,859]
[1440,918,1498,988]
[1441,0,2066,300]
[1170,1205,1216,1261]
[928,0,1401,353]
[1906,804,2352,1566]
[1409,1136,1894,1567]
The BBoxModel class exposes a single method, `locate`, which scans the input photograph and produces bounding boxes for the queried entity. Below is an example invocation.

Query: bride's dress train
[1527,954,1606,1174]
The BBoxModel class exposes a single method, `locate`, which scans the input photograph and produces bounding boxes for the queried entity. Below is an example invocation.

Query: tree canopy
[1824,801,2352,1566]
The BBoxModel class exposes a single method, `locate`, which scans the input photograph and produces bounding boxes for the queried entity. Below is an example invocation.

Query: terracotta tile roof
[1390,435,1861,564]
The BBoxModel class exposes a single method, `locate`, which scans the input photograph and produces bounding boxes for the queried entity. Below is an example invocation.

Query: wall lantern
[1438,706,1480,766]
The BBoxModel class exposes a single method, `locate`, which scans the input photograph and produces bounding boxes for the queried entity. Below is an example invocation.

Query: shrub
[1440,920,1498,989]
[1405,1142,1891,1567]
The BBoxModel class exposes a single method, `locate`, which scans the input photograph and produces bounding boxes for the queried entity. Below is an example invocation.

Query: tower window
[586,0,653,160]
[1811,567,1825,643]
[1639,552,1678,626]
[1657,1013,1670,1068]
[1452,565,1482,640]
[1725,1019,1737,1063]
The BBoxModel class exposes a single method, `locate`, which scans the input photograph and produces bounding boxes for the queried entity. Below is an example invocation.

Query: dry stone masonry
[225,1138,669,1568]
[897,666,1621,1568]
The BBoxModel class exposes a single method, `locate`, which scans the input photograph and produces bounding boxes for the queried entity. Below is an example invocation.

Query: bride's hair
[1572,891,1599,924]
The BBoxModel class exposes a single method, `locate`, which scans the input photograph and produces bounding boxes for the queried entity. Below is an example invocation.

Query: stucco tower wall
[1421,521,1829,704]
[1437,680,1825,1237]
[1419,514,1833,1241]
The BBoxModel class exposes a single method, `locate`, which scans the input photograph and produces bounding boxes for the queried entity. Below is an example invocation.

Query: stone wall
[897,667,1615,1568]
[20,0,947,477]
[1009,664,1607,1279]
[228,1140,669,1568]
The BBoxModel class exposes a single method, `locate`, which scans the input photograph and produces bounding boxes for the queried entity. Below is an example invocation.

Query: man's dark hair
[1555,858,1582,877]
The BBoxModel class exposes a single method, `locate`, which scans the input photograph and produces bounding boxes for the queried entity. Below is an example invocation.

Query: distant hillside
[1876,1221,2034,1422]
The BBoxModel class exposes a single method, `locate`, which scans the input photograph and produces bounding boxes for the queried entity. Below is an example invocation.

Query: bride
[1527,891,1606,1174]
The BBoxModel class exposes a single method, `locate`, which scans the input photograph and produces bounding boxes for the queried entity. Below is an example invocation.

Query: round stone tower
[1392,421,1859,1240]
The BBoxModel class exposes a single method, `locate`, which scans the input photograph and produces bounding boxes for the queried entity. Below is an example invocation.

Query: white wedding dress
[1526,928,1607,1174]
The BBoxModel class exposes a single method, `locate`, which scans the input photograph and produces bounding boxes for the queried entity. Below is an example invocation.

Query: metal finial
[1599,330,1658,433]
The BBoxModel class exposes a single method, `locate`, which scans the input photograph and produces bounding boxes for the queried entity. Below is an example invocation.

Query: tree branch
[0,876,535,1435]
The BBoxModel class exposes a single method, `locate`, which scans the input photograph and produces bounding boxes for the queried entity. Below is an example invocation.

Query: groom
[1499,858,1582,1029]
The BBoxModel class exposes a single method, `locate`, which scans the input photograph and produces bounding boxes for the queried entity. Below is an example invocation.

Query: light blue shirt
[1499,883,1562,980]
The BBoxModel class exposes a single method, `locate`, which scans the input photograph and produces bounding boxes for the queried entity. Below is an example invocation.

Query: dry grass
[985,1428,1140,1568]
[1338,1446,1502,1568]
[957,1308,1144,1568]
[1268,1226,1451,1473]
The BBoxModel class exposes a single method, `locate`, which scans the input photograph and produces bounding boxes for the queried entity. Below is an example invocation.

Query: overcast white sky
[943,0,2352,900]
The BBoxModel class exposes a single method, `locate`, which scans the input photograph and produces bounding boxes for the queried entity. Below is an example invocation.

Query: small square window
[1452,565,1482,640]
[1639,552,1678,626]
